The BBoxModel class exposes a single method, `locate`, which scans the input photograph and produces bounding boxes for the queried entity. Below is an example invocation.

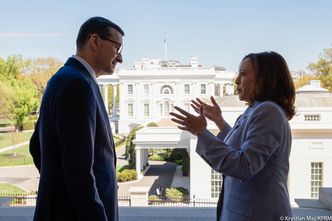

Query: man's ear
[88,34,99,51]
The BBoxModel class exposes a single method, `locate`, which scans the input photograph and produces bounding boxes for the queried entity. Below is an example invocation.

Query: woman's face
[235,58,257,104]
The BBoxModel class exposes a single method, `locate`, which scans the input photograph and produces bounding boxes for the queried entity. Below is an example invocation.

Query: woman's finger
[174,106,192,117]
[191,104,200,113]
[169,112,186,120]
[211,96,218,106]
[191,99,200,107]
[196,98,204,105]
[171,118,185,125]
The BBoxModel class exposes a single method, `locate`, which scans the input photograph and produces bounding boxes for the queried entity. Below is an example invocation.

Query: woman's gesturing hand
[170,105,207,136]
[191,96,226,131]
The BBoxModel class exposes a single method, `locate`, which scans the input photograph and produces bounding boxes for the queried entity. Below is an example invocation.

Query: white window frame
[128,84,133,95]
[200,84,206,94]
[311,162,323,199]
[184,84,190,94]
[128,103,134,117]
[144,84,149,95]
[144,103,150,117]
[211,169,222,198]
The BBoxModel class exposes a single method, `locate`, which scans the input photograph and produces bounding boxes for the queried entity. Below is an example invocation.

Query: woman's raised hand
[191,96,227,131]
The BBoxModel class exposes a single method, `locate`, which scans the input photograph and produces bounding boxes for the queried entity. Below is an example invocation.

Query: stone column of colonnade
[99,83,119,133]
[112,84,117,116]
[103,85,109,114]
[100,84,119,116]
[135,147,150,179]
[136,146,142,179]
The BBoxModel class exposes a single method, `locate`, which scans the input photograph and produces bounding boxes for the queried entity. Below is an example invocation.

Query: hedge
[117,169,137,182]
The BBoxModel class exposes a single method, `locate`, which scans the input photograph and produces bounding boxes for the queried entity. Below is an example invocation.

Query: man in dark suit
[29,17,124,221]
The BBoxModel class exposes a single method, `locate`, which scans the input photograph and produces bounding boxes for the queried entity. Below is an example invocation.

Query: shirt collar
[71,55,98,84]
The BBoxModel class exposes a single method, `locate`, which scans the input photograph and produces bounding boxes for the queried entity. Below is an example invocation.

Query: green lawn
[0,183,27,195]
[0,133,125,167]
[0,131,33,150]
[0,144,33,166]
[0,118,13,127]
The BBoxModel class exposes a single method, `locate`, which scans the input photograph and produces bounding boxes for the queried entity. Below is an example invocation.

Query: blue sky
[1,0,331,72]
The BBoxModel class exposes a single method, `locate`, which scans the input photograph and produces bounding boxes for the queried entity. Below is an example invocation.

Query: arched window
[160,85,174,94]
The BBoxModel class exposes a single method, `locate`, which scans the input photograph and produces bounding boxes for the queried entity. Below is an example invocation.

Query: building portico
[133,127,191,179]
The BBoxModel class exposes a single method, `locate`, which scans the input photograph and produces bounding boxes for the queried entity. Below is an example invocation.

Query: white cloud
[0,33,62,38]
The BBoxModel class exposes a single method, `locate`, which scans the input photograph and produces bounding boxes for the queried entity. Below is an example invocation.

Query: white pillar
[129,187,149,206]
[220,83,225,96]
[144,149,148,166]
[136,147,142,179]
[112,84,117,116]
[103,85,109,114]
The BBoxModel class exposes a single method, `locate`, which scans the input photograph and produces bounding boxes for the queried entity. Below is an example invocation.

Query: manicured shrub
[117,169,137,182]
[175,159,183,165]
[146,122,158,127]
[173,187,189,195]
[148,154,164,161]
[148,195,160,201]
[182,154,190,176]
[165,188,183,201]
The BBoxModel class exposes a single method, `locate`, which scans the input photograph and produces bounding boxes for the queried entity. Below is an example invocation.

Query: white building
[97,58,332,205]
[116,57,236,134]
[133,80,332,205]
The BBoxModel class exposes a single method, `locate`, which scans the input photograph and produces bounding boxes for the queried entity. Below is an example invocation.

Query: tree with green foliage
[308,48,332,91]
[24,57,63,100]
[0,81,12,117]
[125,125,144,168]
[0,55,39,130]
[6,79,38,130]
[293,74,317,89]
[0,55,23,79]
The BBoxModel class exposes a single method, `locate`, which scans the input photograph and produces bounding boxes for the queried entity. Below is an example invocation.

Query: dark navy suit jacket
[30,57,118,221]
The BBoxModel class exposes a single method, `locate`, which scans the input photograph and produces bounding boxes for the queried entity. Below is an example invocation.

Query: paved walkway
[118,161,177,196]
[171,166,190,190]
[0,141,29,153]
[0,166,39,192]
[0,143,181,196]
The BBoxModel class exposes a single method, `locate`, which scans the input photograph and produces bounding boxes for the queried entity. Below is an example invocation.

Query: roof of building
[296,93,332,107]
[297,80,329,93]
[212,93,332,108]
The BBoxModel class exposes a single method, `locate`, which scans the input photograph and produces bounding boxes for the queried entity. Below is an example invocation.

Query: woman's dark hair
[76,16,125,49]
[243,51,296,120]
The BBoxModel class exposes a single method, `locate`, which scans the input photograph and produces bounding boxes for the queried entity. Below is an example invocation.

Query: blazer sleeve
[216,123,232,140]
[56,78,107,221]
[29,119,41,172]
[196,102,287,181]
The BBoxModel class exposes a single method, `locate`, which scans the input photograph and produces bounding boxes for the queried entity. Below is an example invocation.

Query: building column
[221,83,225,96]
[112,84,117,116]
[103,85,109,114]
[145,149,148,166]
[136,146,142,179]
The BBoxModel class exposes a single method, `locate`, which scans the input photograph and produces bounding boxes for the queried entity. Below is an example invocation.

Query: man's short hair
[76,16,125,49]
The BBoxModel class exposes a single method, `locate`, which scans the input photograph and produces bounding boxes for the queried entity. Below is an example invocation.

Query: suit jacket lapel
[223,101,260,142]
[65,58,115,150]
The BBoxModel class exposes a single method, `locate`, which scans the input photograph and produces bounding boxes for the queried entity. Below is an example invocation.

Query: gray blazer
[197,101,292,221]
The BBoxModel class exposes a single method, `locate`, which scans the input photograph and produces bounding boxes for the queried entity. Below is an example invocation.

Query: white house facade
[97,58,332,206]
[116,58,236,134]
[133,81,332,206]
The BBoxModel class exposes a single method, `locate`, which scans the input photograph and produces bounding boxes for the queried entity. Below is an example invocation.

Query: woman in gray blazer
[170,51,296,221]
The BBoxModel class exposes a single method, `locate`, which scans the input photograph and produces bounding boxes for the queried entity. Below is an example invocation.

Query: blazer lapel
[65,57,115,149]
[224,114,244,142]
[223,102,260,142]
